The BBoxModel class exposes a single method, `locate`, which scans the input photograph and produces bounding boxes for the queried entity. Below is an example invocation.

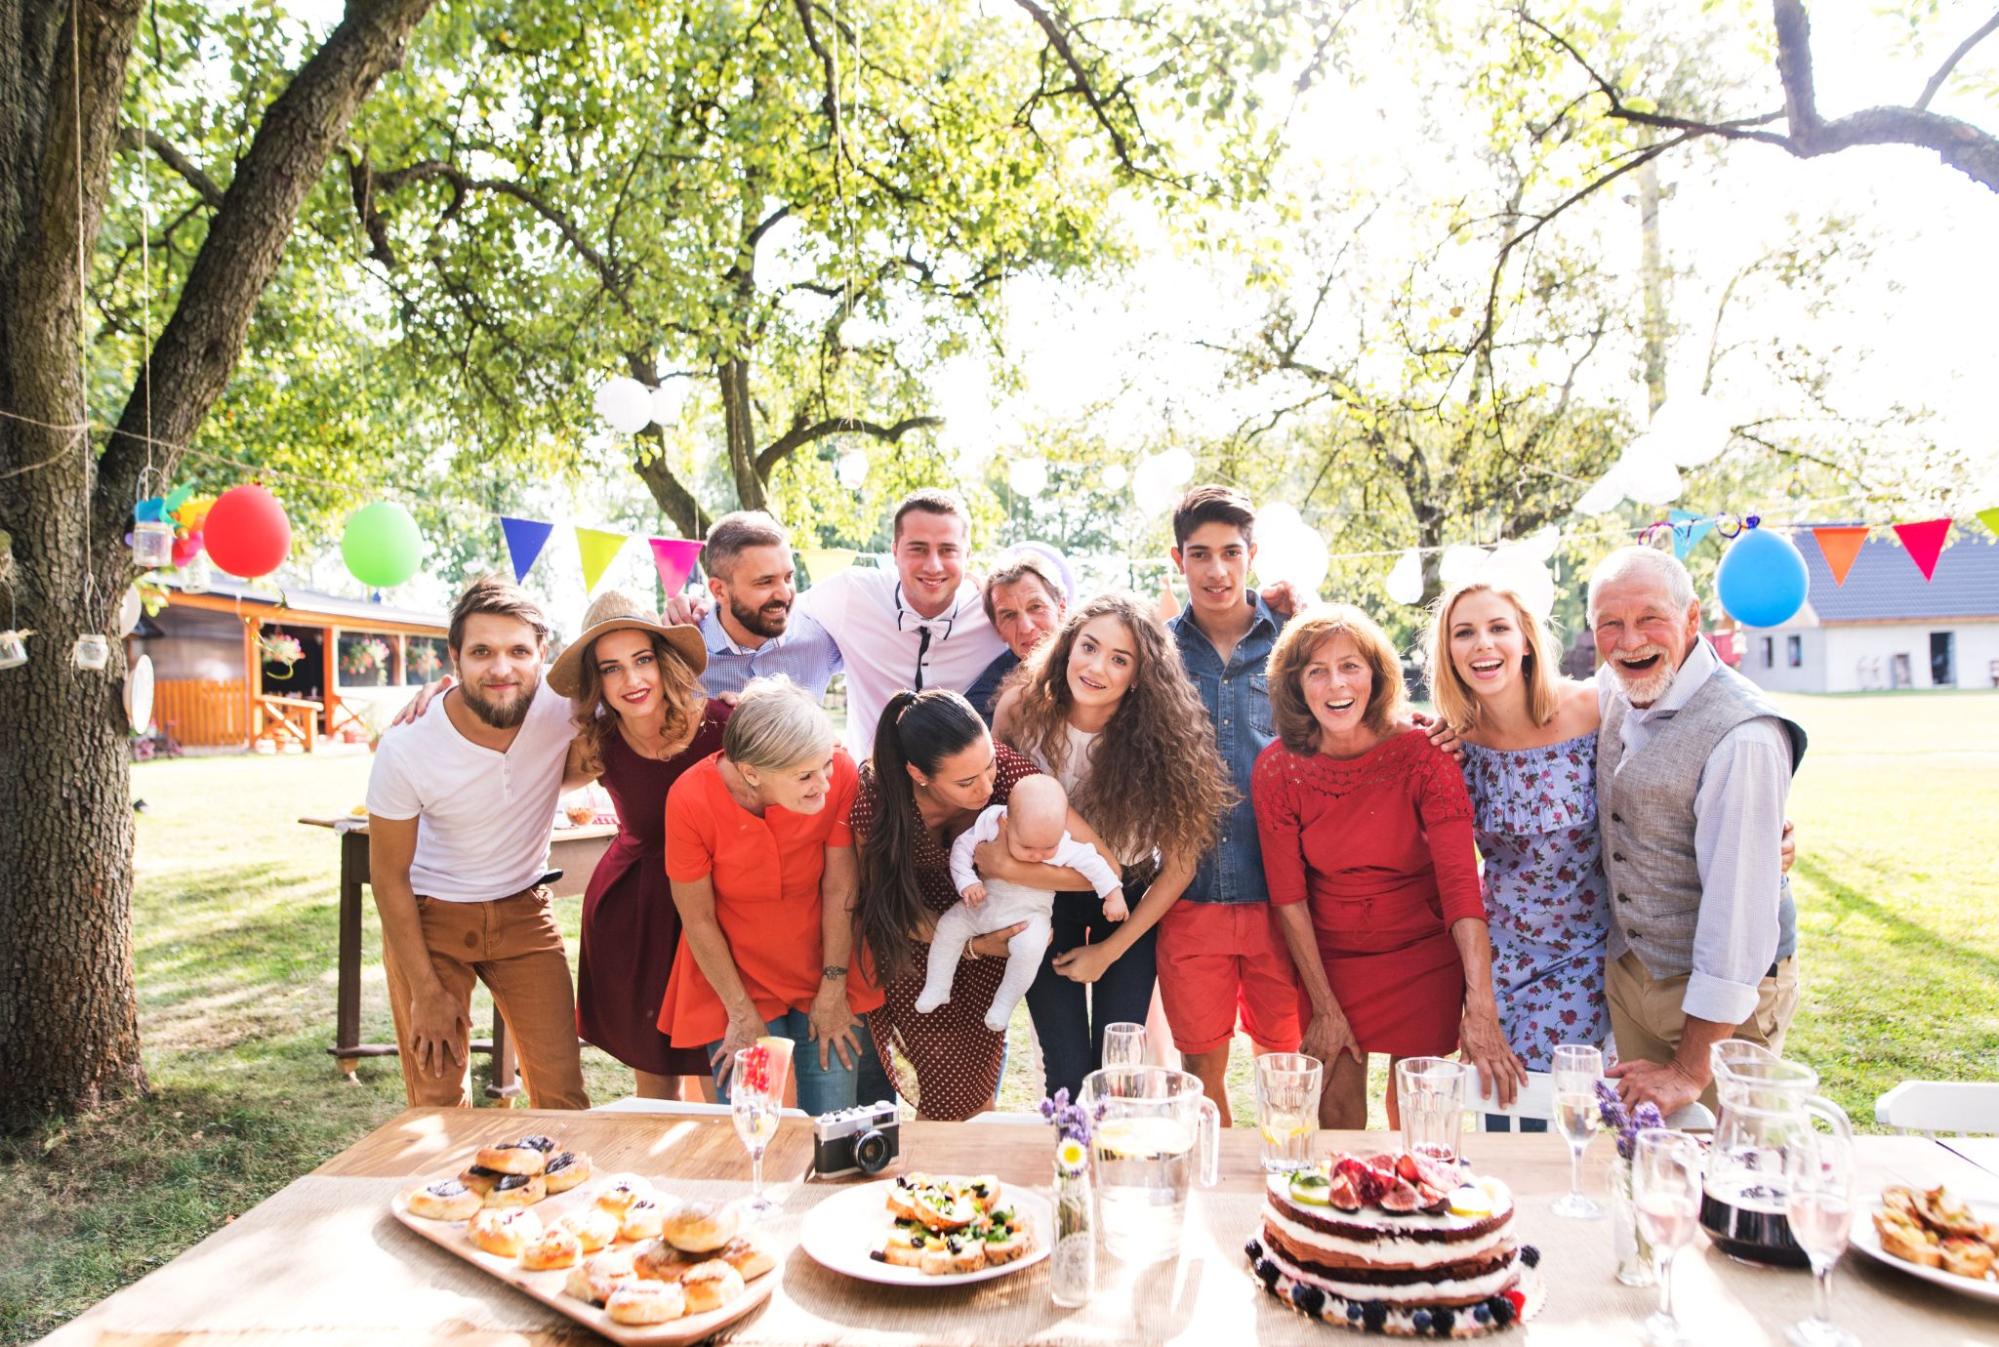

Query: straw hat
[547,590,706,697]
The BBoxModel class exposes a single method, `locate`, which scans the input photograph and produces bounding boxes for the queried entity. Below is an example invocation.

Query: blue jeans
[1025,884,1158,1105]
[1483,1114,1549,1133]
[706,1009,894,1116]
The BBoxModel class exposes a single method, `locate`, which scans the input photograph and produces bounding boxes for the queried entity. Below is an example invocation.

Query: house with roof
[1737,527,1999,693]
[127,576,450,750]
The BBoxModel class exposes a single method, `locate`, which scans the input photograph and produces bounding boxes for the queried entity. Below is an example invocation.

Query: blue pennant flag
[499,516,554,583]
[1669,509,1715,560]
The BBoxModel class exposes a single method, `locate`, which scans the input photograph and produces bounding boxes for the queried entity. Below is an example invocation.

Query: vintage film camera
[811,1100,900,1178]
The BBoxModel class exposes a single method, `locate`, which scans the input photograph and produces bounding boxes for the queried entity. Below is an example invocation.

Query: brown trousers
[1606,949,1801,1111]
[380,886,590,1110]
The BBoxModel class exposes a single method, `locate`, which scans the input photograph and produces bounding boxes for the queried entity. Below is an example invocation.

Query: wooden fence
[155,679,248,747]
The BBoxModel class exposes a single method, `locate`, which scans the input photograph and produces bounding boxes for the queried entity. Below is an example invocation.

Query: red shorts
[1155,900,1303,1055]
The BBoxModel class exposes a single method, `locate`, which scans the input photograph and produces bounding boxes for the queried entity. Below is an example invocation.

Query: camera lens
[854,1128,891,1175]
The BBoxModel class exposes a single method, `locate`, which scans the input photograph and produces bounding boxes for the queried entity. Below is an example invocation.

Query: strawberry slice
[1396,1153,1424,1184]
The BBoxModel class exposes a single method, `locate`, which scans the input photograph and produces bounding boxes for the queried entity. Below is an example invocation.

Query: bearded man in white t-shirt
[365,575,590,1110]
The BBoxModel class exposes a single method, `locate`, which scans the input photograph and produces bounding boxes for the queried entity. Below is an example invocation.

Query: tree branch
[1916,8,1999,111]
[118,125,225,210]
[753,412,941,481]
[365,157,626,298]
[1011,0,1168,183]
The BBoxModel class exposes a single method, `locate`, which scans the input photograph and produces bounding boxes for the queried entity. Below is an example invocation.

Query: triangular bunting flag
[1811,526,1869,587]
[499,517,553,583]
[648,538,703,597]
[1978,507,1999,539]
[575,527,629,592]
[1668,509,1715,560]
[798,548,857,583]
[1891,518,1952,581]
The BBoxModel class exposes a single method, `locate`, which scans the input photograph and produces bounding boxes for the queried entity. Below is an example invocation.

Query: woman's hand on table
[1458,998,1528,1108]
[967,922,1033,961]
[390,675,454,727]
[709,1008,766,1087]
[1052,939,1113,984]
[808,981,860,1070]
[1299,1007,1362,1067]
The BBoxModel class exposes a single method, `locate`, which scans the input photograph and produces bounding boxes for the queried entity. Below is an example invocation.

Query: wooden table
[39,1110,1999,1346]
[298,817,617,1095]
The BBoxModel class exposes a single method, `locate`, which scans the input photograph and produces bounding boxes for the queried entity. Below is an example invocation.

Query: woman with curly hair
[994,592,1235,1103]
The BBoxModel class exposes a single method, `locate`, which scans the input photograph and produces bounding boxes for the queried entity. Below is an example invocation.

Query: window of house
[1787,635,1802,668]
[1762,637,1775,668]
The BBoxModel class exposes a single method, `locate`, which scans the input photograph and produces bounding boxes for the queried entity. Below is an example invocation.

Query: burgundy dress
[576,700,730,1076]
[852,746,1040,1120]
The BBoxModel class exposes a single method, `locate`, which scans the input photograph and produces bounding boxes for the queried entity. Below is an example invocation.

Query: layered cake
[1245,1151,1541,1337]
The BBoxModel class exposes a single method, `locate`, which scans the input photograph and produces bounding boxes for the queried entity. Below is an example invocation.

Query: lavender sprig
[1593,1079,1675,1160]
[1038,1088,1103,1145]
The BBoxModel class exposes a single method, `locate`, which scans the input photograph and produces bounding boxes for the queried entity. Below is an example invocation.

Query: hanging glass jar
[131,519,175,568]
[72,634,111,671]
[0,630,29,670]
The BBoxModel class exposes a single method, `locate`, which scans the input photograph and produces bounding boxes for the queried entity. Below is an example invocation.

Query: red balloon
[171,529,205,568]
[204,485,291,578]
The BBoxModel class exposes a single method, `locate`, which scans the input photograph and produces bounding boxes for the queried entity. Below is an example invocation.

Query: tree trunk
[632,426,711,538]
[0,0,436,1132]
[718,356,767,513]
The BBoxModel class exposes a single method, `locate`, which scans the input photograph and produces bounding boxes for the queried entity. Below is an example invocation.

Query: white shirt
[365,678,573,902]
[1598,640,1795,1023]
[796,568,1004,756]
[947,803,1122,905]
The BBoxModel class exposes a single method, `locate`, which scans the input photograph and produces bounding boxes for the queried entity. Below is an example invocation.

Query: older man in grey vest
[1590,547,1807,1117]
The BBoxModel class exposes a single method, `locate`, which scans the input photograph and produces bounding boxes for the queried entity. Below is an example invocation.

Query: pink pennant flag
[1891,518,1952,581]
[648,537,704,596]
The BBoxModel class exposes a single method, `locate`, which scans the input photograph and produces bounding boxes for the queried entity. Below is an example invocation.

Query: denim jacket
[1169,594,1280,904]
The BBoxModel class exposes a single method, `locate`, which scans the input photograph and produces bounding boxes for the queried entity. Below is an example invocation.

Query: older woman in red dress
[1253,604,1524,1129]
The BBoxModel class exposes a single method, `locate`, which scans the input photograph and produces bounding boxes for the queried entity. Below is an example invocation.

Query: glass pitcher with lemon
[1078,1066,1221,1265]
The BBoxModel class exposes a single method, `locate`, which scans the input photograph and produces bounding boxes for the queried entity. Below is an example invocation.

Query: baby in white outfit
[918,774,1124,1031]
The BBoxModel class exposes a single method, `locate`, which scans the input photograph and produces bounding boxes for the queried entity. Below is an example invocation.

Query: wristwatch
[821,965,849,980]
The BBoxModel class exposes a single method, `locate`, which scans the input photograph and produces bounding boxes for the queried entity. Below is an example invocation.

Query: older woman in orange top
[1253,605,1525,1130]
[662,677,894,1112]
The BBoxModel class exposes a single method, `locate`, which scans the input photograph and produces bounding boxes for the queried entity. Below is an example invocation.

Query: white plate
[1850,1195,1999,1304]
[799,1178,1051,1287]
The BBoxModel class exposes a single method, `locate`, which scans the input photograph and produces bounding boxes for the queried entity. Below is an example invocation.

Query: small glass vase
[1610,1156,1658,1287]
[1051,1141,1096,1308]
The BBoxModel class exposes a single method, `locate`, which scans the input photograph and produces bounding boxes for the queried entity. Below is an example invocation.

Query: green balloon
[341,502,424,588]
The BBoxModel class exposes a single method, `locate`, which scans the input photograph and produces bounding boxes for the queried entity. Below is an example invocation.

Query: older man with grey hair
[1590,545,1807,1116]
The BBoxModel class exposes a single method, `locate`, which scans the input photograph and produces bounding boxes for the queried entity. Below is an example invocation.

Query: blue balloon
[1716,527,1809,627]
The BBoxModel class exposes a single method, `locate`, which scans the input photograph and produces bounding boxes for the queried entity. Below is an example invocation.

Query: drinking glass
[1783,1101,1860,1347]
[731,1045,786,1218]
[1632,1129,1702,1347]
[1254,1053,1322,1172]
[1103,1021,1147,1068]
[1550,1043,1604,1219]
[1396,1057,1469,1162]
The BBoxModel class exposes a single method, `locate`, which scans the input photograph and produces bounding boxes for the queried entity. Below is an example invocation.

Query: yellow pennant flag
[575,527,629,592]
[799,548,858,584]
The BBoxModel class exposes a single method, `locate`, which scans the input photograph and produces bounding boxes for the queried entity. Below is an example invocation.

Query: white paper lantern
[1252,503,1328,595]
[118,585,144,637]
[1619,451,1684,505]
[1008,458,1049,497]
[1132,467,1178,517]
[126,653,154,730]
[1574,467,1628,516]
[1101,464,1129,491]
[1440,544,1491,589]
[594,377,655,434]
[1650,395,1734,468]
[1386,549,1425,605]
[1153,446,1195,487]
[1486,544,1557,620]
[648,380,684,428]
[1519,524,1561,562]
[836,449,870,490]
[837,313,887,349]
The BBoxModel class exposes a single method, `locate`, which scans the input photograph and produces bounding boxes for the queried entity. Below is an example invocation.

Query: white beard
[1612,656,1675,707]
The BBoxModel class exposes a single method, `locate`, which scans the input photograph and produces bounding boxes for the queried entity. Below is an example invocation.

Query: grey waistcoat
[1597,661,1807,981]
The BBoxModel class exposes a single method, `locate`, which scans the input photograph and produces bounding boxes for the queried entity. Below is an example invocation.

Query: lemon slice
[1448,1184,1493,1218]
[1289,1172,1334,1207]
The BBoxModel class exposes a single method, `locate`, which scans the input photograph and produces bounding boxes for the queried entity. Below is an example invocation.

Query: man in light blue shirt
[696,512,842,701]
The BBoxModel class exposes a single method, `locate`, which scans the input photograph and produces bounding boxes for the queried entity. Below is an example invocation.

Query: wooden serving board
[389,1169,776,1346]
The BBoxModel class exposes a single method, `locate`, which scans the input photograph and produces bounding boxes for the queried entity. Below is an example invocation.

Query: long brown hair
[1003,593,1232,871]
[568,630,704,776]
[855,689,988,985]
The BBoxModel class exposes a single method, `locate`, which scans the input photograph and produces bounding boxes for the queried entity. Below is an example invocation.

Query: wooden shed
[135,578,450,751]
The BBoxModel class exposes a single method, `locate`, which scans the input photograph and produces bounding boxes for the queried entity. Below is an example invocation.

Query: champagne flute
[1632,1129,1702,1347]
[1103,1022,1146,1068]
[731,1045,785,1218]
[1550,1043,1604,1218]
[1783,1105,1860,1347]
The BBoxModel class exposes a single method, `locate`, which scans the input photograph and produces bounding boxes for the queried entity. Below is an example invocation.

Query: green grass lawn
[5,689,1996,1341]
